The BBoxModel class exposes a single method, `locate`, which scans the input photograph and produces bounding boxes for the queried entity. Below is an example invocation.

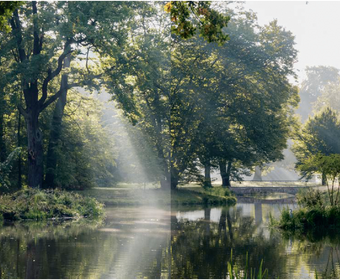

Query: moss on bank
[0,188,104,221]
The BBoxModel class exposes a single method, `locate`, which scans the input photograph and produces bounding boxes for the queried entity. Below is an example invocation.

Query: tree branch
[32,1,41,55]
[10,10,26,63]
[39,88,63,112]
[39,42,72,107]
[17,104,27,119]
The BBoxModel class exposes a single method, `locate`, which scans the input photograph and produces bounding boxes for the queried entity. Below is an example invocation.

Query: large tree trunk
[44,56,70,188]
[219,160,231,188]
[204,161,212,187]
[11,4,73,189]
[170,168,179,190]
[171,176,178,190]
[26,111,44,188]
[226,161,232,186]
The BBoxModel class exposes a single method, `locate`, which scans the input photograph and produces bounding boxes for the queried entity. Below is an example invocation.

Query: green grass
[0,187,104,221]
[76,185,236,206]
[231,181,321,188]
[171,187,236,206]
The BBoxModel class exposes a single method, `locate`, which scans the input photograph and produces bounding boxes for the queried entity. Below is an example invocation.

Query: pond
[0,197,340,279]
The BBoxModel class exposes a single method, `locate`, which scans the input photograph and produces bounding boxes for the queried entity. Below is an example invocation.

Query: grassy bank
[172,186,237,206]
[77,185,237,206]
[0,188,104,221]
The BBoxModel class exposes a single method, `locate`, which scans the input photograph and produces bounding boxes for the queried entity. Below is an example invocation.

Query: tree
[299,154,340,206]
[102,3,171,188]
[170,10,298,189]
[47,91,117,190]
[293,108,340,184]
[296,66,339,122]
[314,76,340,114]
[165,1,230,45]
[1,1,137,188]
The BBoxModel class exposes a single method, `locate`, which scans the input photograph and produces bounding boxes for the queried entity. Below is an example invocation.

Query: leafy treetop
[165,1,230,45]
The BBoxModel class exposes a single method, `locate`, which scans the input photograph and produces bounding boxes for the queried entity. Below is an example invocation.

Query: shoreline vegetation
[0,184,237,221]
[0,188,104,221]
[273,188,340,235]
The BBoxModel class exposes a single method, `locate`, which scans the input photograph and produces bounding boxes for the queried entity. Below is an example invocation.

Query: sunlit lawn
[77,181,321,206]
[180,181,322,188]
[77,183,236,206]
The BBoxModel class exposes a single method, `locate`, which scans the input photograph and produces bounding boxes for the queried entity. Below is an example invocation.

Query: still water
[0,198,340,279]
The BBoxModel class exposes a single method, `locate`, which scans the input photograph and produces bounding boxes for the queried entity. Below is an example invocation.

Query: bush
[0,188,104,220]
[278,204,340,232]
[297,188,325,209]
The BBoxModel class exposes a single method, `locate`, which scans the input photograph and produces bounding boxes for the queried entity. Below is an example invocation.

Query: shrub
[297,188,325,209]
[0,188,104,221]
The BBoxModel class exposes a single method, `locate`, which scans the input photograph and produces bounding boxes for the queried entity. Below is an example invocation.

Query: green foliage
[0,1,142,188]
[297,188,325,209]
[45,92,117,190]
[0,147,21,188]
[170,8,298,187]
[166,1,230,45]
[0,1,23,32]
[0,187,104,220]
[277,191,340,233]
[293,108,340,181]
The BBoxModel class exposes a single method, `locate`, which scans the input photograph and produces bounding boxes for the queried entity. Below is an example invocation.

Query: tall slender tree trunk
[44,56,70,188]
[219,160,231,188]
[17,109,22,189]
[322,171,327,186]
[26,110,44,188]
[204,161,212,187]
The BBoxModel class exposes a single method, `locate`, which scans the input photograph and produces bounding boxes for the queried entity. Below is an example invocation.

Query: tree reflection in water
[282,229,340,279]
[171,206,288,279]
[171,204,340,279]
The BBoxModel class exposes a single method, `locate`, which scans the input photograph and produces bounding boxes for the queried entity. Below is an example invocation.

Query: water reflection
[171,202,340,279]
[1,203,340,279]
[0,207,171,279]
